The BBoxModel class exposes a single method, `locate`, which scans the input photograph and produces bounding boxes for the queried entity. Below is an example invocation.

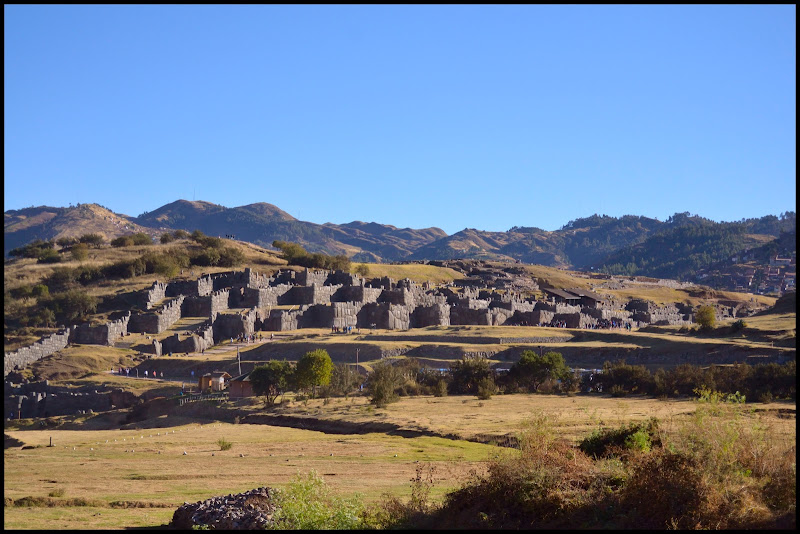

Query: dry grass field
[5,393,795,530]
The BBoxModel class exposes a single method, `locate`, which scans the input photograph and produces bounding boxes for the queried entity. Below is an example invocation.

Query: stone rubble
[171,486,278,530]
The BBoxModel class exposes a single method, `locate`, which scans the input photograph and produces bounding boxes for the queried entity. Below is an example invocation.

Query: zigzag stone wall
[128,296,185,334]
[142,281,168,309]
[4,329,71,376]
[70,313,130,346]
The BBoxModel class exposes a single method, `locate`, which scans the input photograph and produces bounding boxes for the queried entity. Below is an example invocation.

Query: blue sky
[4,5,796,235]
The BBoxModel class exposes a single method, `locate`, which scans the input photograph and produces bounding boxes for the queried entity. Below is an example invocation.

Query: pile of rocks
[171,487,278,530]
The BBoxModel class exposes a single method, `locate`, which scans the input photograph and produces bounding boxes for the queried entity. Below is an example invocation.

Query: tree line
[250,350,796,408]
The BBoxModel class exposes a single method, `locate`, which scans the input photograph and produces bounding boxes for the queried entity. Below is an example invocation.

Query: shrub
[9,239,54,259]
[217,246,245,267]
[160,233,174,244]
[131,233,152,246]
[367,361,403,407]
[449,356,493,395]
[56,237,78,248]
[111,236,135,247]
[433,379,448,397]
[579,418,661,459]
[48,488,66,498]
[217,438,232,451]
[71,243,89,262]
[619,449,713,529]
[271,471,366,530]
[731,319,747,332]
[695,305,716,330]
[37,247,62,263]
[476,376,497,400]
[79,233,104,247]
[354,264,370,277]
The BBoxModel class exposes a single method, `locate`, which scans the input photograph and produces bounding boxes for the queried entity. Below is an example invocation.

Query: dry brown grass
[356,263,465,284]
[4,392,794,530]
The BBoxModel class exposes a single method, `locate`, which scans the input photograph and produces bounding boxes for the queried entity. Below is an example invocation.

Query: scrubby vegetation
[272,240,351,271]
[359,391,795,529]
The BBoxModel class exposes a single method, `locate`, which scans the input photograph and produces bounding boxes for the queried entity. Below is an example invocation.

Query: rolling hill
[4,201,795,287]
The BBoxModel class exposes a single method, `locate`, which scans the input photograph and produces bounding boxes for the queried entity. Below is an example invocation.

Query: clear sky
[4,5,796,235]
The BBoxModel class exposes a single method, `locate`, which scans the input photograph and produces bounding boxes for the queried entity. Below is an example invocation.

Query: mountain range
[4,200,795,283]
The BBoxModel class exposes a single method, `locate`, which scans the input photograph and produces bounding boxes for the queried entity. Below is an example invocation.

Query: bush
[41,289,98,324]
[449,356,493,395]
[217,246,245,268]
[476,376,497,400]
[433,379,448,397]
[695,305,716,330]
[71,243,89,262]
[160,233,174,244]
[9,239,54,259]
[110,236,133,247]
[217,438,232,451]
[37,247,62,264]
[79,233,104,247]
[31,284,49,299]
[579,418,661,459]
[271,471,366,530]
[56,237,78,248]
[367,361,403,407]
[131,233,152,246]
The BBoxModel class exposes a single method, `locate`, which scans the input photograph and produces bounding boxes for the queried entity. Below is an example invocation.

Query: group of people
[112,367,164,379]
[331,325,357,334]
[585,319,633,330]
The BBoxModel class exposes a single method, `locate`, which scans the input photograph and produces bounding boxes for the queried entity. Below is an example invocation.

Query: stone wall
[239,285,293,308]
[357,303,410,330]
[128,296,185,334]
[295,269,329,287]
[450,306,492,326]
[411,303,451,328]
[70,313,130,346]
[167,275,214,297]
[4,329,71,376]
[142,281,168,309]
[262,309,302,331]
[213,308,257,342]
[332,302,362,328]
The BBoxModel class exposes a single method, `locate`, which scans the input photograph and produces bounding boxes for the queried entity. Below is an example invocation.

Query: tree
[449,356,493,395]
[249,361,293,406]
[131,233,152,245]
[695,305,716,330]
[295,349,333,398]
[326,363,362,397]
[79,233,104,247]
[354,264,370,277]
[366,360,404,407]
[510,350,570,393]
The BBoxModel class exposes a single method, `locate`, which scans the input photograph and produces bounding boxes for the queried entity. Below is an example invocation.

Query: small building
[564,288,606,308]
[228,371,255,399]
[199,370,231,392]
[541,287,582,306]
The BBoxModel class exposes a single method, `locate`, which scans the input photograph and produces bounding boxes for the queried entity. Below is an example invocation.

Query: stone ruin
[4,378,140,419]
[5,266,707,377]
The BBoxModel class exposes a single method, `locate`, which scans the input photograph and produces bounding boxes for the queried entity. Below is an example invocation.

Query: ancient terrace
[5,267,698,377]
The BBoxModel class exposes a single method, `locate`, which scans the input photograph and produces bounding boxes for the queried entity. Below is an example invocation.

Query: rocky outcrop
[171,487,277,530]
